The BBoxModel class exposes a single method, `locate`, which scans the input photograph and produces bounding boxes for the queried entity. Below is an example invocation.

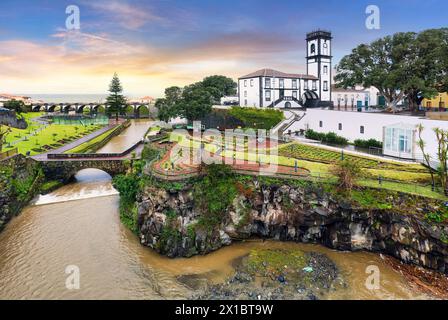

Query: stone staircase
[273,110,306,137]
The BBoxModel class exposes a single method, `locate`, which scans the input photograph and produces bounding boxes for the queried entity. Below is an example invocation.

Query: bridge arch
[32,105,43,112]
[41,159,128,182]
[47,105,61,113]
[135,104,149,118]
[74,168,113,182]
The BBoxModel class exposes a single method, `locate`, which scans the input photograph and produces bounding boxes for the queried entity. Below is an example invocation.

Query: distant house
[331,86,370,110]
[0,94,33,108]
[129,96,155,105]
[422,92,448,110]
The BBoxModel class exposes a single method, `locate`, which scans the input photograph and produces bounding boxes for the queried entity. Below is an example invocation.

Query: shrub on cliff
[113,174,139,203]
[113,173,141,233]
[194,164,238,230]
[332,159,361,193]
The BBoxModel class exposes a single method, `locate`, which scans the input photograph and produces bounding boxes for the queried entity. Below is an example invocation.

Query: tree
[106,73,127,121]
[404,29,448,111]
[336,32,417,112]
[336,29,448,112]
[0,124,12,152]
[434,128,448,195]
[178,84,213,121]
[156,83,213,122]
[156,86,182,122]
[156,75,236,122]
[417,124,436,189]
[202,75,237,103]
[3,99,26,116]
[332,159,361,193]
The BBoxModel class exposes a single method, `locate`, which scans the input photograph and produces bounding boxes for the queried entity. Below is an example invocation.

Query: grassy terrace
[161,132,444,200]
[3,112,104,156]
[64,125,121,154]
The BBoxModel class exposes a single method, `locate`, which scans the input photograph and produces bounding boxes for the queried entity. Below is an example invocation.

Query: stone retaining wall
[137,181,448,274]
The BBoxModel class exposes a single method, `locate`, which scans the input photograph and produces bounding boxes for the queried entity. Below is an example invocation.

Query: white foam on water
[32,168,119,206]
[33,184,119,206]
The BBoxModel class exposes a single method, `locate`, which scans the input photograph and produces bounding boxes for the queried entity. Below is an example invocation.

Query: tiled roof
[331,85,368,93]
[239,68,318,80]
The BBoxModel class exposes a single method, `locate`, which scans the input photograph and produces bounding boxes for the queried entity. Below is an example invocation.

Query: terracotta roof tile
[239,68,318,80]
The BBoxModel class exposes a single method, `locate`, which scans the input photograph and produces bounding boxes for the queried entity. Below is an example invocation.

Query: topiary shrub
[354,139,383,149]
[305,129,348,146]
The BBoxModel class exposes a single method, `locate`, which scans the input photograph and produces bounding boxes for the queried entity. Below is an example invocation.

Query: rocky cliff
[137,179,448,274]
[0,155,43,231]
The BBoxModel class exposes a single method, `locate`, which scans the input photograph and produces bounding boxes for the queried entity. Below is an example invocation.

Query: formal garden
[1,111,104,156]
[142,128,444,200]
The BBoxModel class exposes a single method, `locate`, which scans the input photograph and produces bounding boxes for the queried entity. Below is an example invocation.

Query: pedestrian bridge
[39,157,129,182]
[31,102,151,117]
[35,141,143,181]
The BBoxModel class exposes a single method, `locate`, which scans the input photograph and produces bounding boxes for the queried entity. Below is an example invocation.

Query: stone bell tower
[306,30,332,104]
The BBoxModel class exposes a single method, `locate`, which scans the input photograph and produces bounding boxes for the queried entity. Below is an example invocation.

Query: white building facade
[331,86,371,110]
[238,69,319,109]
[287,109,448,161]
[238,30,332,109]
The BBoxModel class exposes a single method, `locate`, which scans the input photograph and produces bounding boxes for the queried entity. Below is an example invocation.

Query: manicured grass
[3,114,103,155]
[163,132,443,198]
[65,125,121,154]
[358,179,446,200]
[5,112,45,145]
[278,142,426,173]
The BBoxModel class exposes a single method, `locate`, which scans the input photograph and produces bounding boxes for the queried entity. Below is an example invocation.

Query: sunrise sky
[1,0,447,97]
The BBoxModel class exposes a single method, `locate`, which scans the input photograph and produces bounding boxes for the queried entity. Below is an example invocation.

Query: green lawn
[357,179,446,200]
[65,125,121,154]
[278,142,426,173]
[3,112,104,155]
[165,132,444,199]
[5,112,45,145]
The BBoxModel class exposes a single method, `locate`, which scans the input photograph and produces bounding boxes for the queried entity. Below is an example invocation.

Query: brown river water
[0,169,431,300]
[96,120,152,154]
[0,119,432,299]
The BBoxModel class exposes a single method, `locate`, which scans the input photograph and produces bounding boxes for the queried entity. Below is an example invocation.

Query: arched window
[310,43,316,54]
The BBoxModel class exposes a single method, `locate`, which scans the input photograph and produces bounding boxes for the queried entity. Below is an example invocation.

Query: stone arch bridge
[39,158,129,182]
[31,103,151,118]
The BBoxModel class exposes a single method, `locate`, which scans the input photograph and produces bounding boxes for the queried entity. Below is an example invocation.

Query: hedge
[354,139,383,149]
[228,107,284,130]
[305,129,348,146]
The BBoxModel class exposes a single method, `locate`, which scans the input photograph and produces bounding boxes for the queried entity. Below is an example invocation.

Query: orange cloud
[0,30,307,96]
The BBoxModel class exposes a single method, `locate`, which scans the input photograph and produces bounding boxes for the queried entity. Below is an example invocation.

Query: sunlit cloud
[82,0,165,30]
[0,27,307,96]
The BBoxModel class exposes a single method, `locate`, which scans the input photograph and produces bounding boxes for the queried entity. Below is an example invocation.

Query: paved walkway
[31,121,121,161]
[149,142,309,179]
[8,115,50,147]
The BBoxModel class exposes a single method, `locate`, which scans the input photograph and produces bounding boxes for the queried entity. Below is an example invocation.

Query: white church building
[238,30,333,109]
